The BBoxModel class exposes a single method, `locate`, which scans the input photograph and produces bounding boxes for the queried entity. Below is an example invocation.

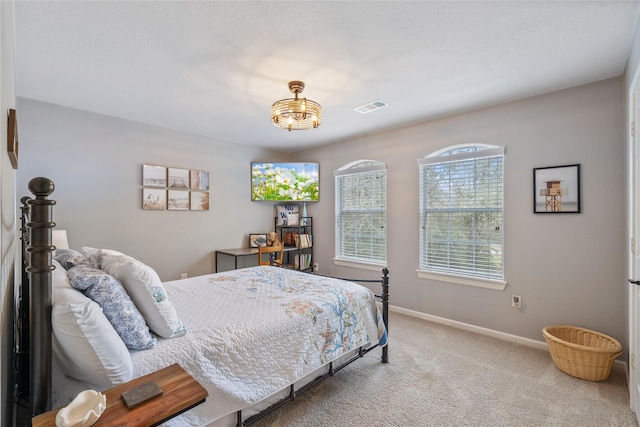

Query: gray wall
[13,80,628,352]
[0,2,18,425]
[293,78,627,348]
[16,99,288,281]
[626,17,640,92]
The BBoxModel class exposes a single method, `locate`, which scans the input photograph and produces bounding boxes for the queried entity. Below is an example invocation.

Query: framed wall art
[142,188,167,210]
[190,191,209,211]
[143,164,167,187]
[142,164,210,211]
[190,170,210,190]
[251,162,319,201]
[533,164,581,214]
[7,108,18,169]
[168,168,190,189]
[168,190,189,210]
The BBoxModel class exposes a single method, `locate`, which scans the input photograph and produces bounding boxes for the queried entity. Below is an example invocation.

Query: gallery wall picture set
[142,164,210,211]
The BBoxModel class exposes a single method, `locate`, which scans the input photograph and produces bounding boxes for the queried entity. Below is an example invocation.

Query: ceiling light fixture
[271,81,322,131]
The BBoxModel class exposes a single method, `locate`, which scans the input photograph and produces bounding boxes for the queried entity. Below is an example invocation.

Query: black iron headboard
[15,177,56,418]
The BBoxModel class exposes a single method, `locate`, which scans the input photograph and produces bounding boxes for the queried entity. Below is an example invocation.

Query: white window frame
[334,160,387,270]
[417,144,506,291]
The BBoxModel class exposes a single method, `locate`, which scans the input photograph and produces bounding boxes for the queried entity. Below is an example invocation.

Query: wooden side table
[32,363,208,426]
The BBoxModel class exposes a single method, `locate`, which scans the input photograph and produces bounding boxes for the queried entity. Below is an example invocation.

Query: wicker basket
[542,325,621,381]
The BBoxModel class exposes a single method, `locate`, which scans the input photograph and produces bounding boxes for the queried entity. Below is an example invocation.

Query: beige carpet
[253,312,637,427]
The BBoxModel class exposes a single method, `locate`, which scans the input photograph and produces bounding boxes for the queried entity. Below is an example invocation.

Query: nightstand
[32,363,208,426]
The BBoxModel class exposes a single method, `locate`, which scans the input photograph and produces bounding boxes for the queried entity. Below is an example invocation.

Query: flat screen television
[251,162,319,201]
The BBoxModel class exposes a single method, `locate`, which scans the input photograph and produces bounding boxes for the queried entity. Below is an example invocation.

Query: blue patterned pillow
[100,254,187,339]
[54,249,94,270]
[68,265,156,350]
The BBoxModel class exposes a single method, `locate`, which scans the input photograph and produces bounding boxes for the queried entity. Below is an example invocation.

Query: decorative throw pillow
[52,286,133,388]
[100,254,187,339]
[54,249,94,270]
[68,264,156,350]
[276,204,299,226]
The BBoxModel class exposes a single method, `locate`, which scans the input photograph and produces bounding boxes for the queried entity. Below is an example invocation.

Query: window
[418,144,505,289]
[334,160,387,268]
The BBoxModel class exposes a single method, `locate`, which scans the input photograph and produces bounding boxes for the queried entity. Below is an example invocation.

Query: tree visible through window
[335,160,387,265]
[418,145,504,281]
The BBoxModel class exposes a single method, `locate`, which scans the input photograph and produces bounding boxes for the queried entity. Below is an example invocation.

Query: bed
[15,177,389,426]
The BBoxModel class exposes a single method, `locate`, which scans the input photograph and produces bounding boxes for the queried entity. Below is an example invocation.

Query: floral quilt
[128,266,387,425]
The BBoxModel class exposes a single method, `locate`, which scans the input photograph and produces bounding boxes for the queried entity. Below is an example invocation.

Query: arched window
[334,160,387,267]
[417,144,505,288]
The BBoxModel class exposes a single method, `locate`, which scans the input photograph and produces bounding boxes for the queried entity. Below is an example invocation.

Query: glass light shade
[271,81,322,131]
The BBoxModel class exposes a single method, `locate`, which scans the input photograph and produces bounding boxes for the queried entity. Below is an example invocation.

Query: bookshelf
[275,217,313,271]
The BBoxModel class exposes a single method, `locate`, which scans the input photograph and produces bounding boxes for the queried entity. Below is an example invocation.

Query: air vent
[353,100,388,114]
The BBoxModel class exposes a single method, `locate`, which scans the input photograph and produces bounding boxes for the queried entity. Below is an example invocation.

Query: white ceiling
[13,1,640,153]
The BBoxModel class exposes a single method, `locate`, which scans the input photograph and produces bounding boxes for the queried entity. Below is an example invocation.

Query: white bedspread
[125,266,387,425]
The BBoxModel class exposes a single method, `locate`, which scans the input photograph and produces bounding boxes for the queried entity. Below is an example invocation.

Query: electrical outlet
[181,273,188,279]
[512,295,521,309]
[313,263,319,272]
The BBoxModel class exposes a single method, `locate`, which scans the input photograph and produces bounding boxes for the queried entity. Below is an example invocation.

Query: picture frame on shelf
[533,164,581,214]
[287,213,299,226]
[249,234,268,248]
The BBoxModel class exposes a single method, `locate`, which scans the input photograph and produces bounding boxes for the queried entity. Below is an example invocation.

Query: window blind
[335,164,386,264]
[419,148,504,280]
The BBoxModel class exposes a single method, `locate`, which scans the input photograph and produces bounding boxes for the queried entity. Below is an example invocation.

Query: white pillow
[80,247,124,267]
[100,253,187,339]
[52,259,71,303]
[67,265,156,350]
[52,286,133,388]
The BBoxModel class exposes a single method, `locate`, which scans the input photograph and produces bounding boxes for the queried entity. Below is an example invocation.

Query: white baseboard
[389,305,628,372]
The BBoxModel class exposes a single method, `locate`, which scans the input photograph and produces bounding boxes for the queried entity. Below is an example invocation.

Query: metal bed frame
[15,177,56,419]
[241,262,389,426]
[13,177,390,426]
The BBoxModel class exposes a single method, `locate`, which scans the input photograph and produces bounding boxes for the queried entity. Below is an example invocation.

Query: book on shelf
[296,234,312,248]
[294,254,312,270]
